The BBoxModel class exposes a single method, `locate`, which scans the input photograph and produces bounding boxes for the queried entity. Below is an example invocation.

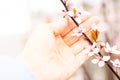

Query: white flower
[104,42,120,54]
[66,10,74,17]
[74,17,81,24]
[92,58,104,67]
[71,27,85,36]
[102,56,110,61]
[66,8,81,24]
[110,59,120,67]
[92,56,110,67]
[83,43,99,56]
[66,8,80,16]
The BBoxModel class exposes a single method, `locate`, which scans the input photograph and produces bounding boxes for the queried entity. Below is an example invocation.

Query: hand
[18,12,99,80]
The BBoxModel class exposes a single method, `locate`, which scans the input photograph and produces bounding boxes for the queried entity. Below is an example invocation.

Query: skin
[17,11,100,80]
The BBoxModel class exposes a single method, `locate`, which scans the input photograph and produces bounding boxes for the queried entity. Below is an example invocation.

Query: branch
[60,0,120,79]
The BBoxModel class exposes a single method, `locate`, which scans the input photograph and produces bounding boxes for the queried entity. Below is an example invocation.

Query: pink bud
[100,42,105,49]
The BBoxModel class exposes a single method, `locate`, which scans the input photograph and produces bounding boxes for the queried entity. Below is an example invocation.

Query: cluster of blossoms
[71,26,85,36]
[90,42,120,68]
[62,8,82,24]
[62,6,120,68]
[61,0,120,79]
[62,8,88,36]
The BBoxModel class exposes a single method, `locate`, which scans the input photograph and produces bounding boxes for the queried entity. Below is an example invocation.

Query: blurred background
[0,0,120,80]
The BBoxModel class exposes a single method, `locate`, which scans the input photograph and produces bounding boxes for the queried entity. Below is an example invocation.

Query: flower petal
[110,59,120,67]
[98,61,105,67]
[75,17,81,24]
[66,11,74,17]
[112,45,117,50]
[102,56,110,61]
[93,48,99,54]
[114,59,120,64]
[91,59,99,64]
[105,42,111,50]
[76,33,82,36]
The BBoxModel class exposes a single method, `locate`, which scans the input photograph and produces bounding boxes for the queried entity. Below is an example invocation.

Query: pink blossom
[92,56,110,67]
[83,43,99,56]
[71,27,85,36]
[104,42,120,54]
[110,59,120,68]
[66,8,81,24]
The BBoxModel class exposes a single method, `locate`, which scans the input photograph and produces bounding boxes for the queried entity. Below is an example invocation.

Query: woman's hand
[18,12,99,80]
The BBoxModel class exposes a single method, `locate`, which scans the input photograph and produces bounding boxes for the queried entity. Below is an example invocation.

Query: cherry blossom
[110,59,120,68]
[66,8,81,24]
[71,27,85,36]
[83,43,99,56]
[66,8,80,17]
[92,56,110,67]
[104,42,120,54]
[60,0,120,79]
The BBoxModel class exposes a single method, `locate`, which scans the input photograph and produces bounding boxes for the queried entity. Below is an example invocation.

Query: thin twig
[107,64,120,80]
[60,0,120,79]
[60,0,79,26]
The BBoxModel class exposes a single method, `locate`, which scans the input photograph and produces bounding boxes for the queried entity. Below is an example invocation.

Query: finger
[50,11,91,36]
[75,50,89,67]
[63,16,100,46]
[70,31,91,55]
[75,41,92,67]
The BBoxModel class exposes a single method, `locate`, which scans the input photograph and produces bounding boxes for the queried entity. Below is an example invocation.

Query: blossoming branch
[60,0,120,79]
